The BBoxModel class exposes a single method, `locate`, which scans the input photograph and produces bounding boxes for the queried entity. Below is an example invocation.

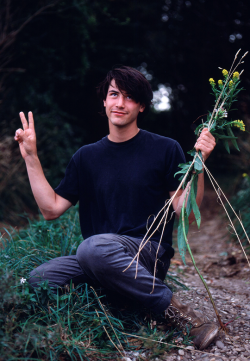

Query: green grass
[229,175,250,253]
[0,208,190,360]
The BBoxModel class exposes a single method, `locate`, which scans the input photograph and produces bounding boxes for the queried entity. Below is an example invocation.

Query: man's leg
[28,255,95,290]
[76,234,173,313]
[76,234,219,350]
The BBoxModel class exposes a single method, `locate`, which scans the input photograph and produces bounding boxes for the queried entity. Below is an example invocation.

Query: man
[14,66,217,350]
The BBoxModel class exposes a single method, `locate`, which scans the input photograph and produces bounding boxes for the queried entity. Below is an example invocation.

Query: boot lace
[165,305,198,328]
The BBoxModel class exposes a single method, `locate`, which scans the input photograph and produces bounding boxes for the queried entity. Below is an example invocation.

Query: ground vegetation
[0,207,191,360]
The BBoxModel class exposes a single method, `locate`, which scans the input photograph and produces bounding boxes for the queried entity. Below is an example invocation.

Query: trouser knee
[77,235,105,270]
[76,234,121,274]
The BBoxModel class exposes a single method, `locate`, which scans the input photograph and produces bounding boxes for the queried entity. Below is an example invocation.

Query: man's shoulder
[141,129,180,149]
[73,137,106,158]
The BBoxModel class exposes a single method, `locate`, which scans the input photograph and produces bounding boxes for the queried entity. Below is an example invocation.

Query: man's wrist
[24,153,39,165]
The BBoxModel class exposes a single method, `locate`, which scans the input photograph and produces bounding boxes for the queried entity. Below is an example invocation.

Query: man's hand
[14,112,37,159]
[194,128,216,162]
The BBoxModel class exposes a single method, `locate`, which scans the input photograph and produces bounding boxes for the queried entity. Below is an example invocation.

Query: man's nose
[116,95,125,107]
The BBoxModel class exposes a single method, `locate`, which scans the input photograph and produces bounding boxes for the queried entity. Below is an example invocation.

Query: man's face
[103,79,145,128]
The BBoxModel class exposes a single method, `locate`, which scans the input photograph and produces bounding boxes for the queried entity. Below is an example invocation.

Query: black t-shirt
[55,129,185,257]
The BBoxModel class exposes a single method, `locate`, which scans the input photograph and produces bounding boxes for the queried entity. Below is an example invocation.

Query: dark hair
[97,65,153,118]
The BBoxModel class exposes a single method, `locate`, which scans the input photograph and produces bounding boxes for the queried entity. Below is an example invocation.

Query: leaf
[177,207,189,265]
[59,294,69,301]
[226,125,240,151]
[174,161,193,178]
[194,151,203,172]
[187,148,196,156]
[193,173,198,197]
[222,139,230,153]
[211,132,238,140]
[186,189,192,216]
[190,178,201,228]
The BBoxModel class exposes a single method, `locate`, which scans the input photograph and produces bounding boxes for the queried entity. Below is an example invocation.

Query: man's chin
[110,119,129,127]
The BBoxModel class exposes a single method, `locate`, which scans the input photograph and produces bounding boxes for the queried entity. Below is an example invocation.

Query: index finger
[19,112,29,130]
[28,111,35,130]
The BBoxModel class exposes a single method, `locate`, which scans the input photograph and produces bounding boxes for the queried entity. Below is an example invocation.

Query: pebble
[178,349,185,356]
[216,340,225,349]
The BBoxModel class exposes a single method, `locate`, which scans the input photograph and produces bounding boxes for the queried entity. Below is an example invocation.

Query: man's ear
[103,99,106,107]
[139,104,145,112]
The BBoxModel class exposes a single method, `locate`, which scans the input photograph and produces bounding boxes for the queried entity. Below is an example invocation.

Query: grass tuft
[0,208,190,360]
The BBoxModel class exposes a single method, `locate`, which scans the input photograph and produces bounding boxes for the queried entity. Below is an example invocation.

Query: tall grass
[229,175,250,253]
[0,208,190,360]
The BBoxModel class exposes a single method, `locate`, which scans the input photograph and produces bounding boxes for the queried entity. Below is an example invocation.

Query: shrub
[229,174,250,253]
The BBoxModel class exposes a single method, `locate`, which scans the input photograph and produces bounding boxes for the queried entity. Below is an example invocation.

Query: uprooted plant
[126,49,250,332]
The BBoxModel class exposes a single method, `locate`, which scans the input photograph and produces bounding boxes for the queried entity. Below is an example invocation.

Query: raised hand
[14,112,37,159]
[194,128,216,162]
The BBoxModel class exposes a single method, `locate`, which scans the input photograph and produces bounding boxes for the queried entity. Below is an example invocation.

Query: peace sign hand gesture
[14,112,37,159]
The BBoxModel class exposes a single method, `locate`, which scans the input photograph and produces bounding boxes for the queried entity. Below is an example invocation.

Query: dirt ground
[164,188,250,360]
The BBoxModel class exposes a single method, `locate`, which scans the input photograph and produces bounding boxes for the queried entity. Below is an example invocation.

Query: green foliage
[0,113,82,223]
[190,178,201,229]
[0,208,189,359]
[177,208,189,266]
[196,71,245,154]
[229,175,250,253]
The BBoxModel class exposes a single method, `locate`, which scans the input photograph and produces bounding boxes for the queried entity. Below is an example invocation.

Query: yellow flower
[209,78,215,85]
[218,79,223,86]
[233,120,245,131]
[229,80,234,87]
[222,69,228,76]
[242,173,248,177]
[233,71,240,79]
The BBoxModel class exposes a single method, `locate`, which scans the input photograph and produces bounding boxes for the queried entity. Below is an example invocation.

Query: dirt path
[166,189,250,361]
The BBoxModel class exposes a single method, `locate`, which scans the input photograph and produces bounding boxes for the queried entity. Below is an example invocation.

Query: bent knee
[77,236,101,262]
[76,234,115,266]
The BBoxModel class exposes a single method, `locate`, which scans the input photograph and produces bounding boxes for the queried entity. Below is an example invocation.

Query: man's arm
[14,111,72,220]
[170,128,216,223]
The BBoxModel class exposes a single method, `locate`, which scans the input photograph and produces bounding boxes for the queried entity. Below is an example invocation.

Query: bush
[229,174,250,253]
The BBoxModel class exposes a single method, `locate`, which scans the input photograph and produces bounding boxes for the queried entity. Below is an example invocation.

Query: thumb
[14,128,24,142]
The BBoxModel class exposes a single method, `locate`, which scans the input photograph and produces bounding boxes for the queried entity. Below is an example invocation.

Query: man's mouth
[111,111,127,115]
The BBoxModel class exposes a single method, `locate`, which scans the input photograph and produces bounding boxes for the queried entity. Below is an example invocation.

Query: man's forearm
[25,155,60,219]
[15,111,72,220]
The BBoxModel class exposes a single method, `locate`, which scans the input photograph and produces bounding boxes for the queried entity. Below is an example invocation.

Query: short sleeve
[54,157,79,205]
[165,142,186,192]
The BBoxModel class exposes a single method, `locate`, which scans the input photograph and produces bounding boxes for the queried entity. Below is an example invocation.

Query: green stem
[181,180,226,330]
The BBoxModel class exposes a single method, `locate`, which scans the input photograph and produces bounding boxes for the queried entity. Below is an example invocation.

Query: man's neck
[108,123,140,143]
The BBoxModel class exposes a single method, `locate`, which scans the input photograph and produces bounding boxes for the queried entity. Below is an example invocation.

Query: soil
[124,187,250,361]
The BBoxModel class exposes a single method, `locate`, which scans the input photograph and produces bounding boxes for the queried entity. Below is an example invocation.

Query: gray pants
[29,234,173,313]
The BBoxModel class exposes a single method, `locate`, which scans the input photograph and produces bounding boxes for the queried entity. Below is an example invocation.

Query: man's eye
[110,93,117,97]
[127,95,132,100]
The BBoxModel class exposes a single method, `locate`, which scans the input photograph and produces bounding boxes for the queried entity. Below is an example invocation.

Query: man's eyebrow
[108,89,119,93]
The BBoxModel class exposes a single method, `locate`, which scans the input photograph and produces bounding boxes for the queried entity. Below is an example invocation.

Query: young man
[14,66,217,350]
